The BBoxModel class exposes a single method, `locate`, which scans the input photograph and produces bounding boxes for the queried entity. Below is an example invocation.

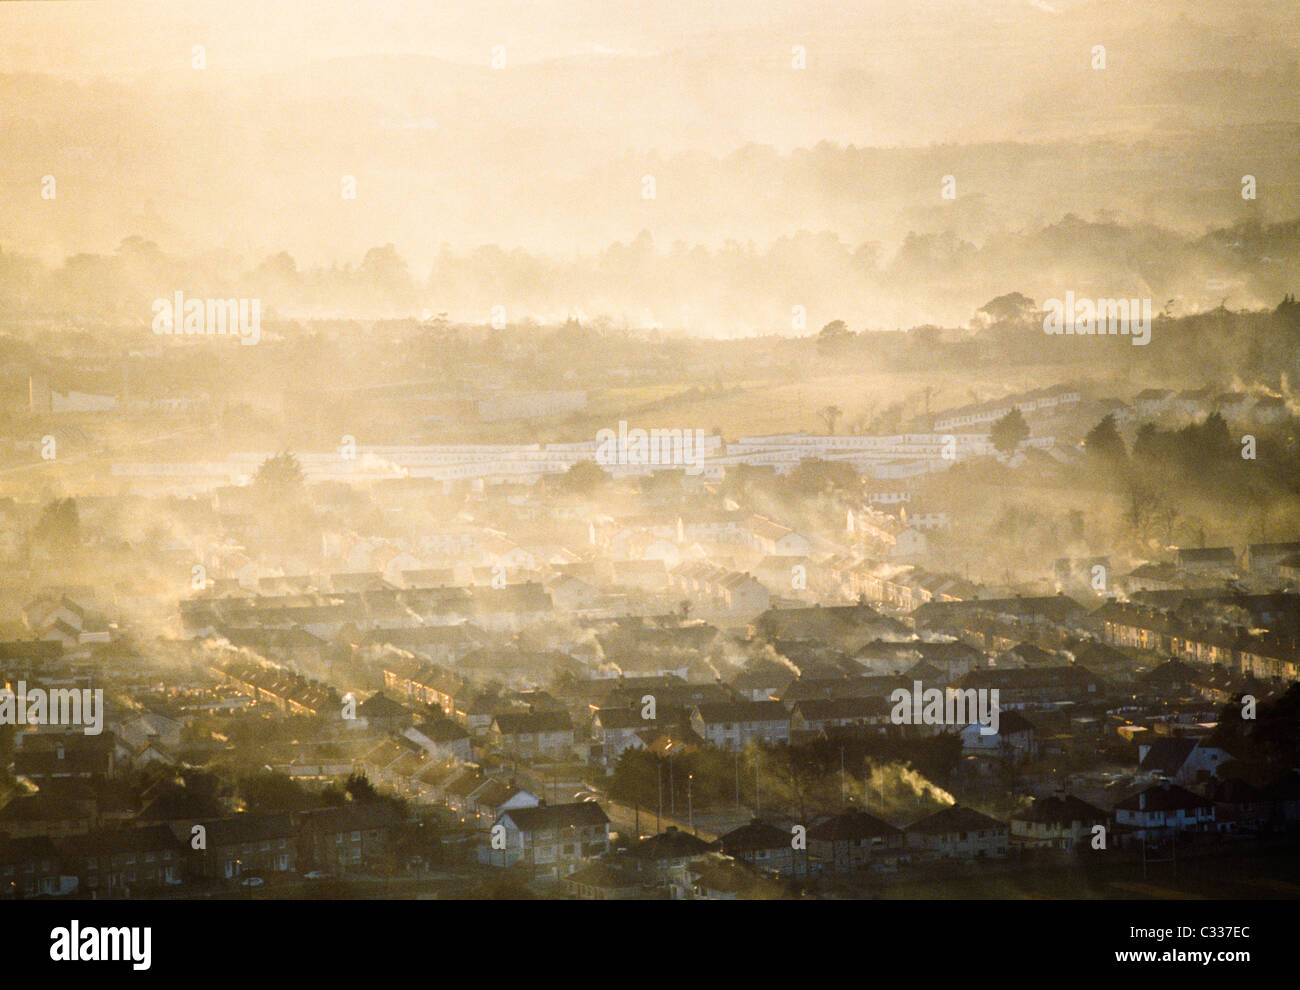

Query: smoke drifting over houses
[2,0,1300,944]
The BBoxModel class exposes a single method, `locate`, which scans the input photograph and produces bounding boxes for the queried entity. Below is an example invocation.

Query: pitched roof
[793,697,890,720]
[1015,794,1107,826]
[906,804,1004,835]
[295,803,404,833]
[716,818,791,852]
[492,710,574,734]
[692,701,789,723]
[1138,738,1197,775]
[500,802,609,831]
[190,813,297,845]
[57,825,184,859]
[358,691,410,719]
[808,809,901,842]
[1114,782,1212,813]
[626,826,713,861]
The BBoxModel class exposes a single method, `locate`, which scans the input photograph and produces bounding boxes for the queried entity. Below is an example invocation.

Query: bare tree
[820,405,843,435]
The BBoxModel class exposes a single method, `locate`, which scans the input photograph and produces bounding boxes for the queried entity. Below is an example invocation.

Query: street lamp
[688,774,694,835]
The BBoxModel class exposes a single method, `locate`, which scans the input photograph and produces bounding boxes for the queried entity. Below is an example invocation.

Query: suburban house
[1010,794,1109,851]
[483,802,611,880]
[807,808,903,871]
[564,859,647,900]
[790,697,891,737]
[715,818,805,876]
[905,805,1009,859]
[58,825,185,894]
[1175,547,1237,575]
[1244,542,1300,577]
[729,658,798,702]
[1137,738,1231,787]
[1113,781,1215,839]
[465,777,539,827]
[954,666,1109,708]
[689,701,791,750]
[297,803,404,873]
[0,837,68,898]
[624,826,714,881]
[591,707,658,767]
[488,710,575,757]
[183,814,299,881]
[748,515,812,557]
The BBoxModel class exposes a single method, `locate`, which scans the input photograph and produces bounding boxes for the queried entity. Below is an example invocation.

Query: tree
[1132,422,1162,462]
[975,292,1037,327]
[990,407,1030,456]
[784,457,859,496]
[554,459,607,494]
[358,243,415,304]
[33,498,80,553]
[1196,412,1233,461]
[819,405,843,435]
[253,451,305,502]
[1084,413,1127,466]
[816,320,852,356]
[239,771,321,813]
[1124,482,1157,539]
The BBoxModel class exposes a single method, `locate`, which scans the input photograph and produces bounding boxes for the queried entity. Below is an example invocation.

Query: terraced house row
[1096,602,1300,683]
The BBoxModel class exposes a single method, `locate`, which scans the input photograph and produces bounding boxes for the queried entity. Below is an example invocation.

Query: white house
[1113,781,1214,839]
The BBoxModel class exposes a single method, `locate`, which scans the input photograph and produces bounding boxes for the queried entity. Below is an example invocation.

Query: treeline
[4,215,1300,335]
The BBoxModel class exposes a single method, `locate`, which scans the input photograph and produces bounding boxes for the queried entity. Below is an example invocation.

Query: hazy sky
[4,0,1289,77]
[2,0,1298,328]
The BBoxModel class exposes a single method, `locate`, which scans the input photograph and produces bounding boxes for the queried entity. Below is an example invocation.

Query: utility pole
[670,756,675,817]
[840,747,846,808]
[657,759,663,833]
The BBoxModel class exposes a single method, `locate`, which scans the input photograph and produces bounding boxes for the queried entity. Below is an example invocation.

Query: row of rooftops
[1095,601,1300,663]
[217,662,340,713]
[0,803,407,867]
[181,581,555,627]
